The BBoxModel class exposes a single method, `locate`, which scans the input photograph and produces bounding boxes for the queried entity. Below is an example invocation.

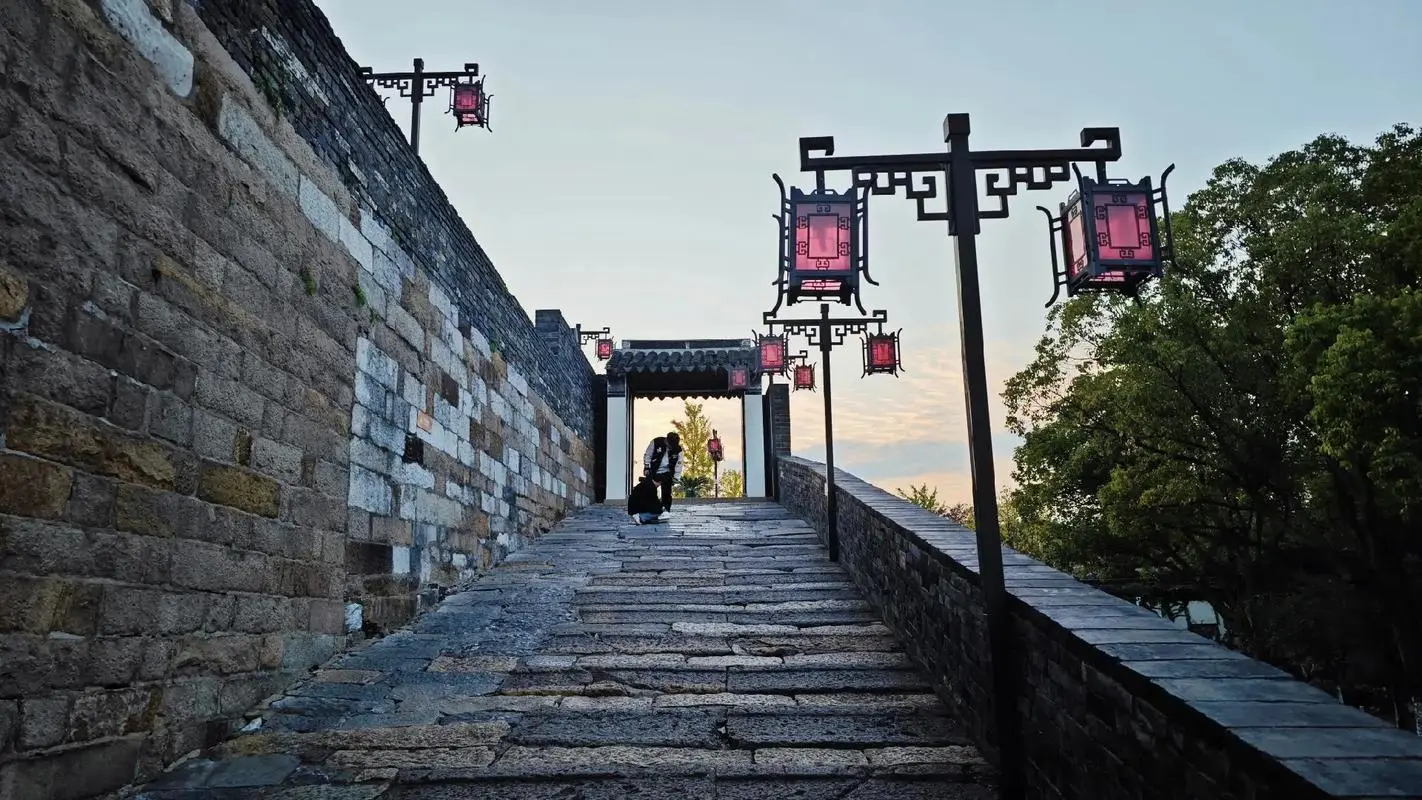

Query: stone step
[498,666,931,696]
[543,632,905,656]
[130,505,996,799]
[578,610,884,626]
[373,746,993,795]
[574,600,873,613]
[388,775,996,800]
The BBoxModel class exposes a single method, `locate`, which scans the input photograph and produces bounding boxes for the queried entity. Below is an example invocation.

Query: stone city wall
[0,0,594,795]
[777,457,1422,800]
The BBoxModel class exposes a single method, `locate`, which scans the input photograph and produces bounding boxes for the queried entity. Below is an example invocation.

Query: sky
[314,0,1422,503]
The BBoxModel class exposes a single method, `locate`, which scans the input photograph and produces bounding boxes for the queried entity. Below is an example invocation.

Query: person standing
[642,432,683,512]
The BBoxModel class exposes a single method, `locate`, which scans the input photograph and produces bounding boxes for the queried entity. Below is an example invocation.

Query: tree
[896,484,947,514]
[894,484,974,528]
[1000,124,1422,728]
[719,469,745,498]
[669,401,716,483]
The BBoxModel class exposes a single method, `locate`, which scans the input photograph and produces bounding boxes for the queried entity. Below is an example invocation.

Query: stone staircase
[131,502,997,798]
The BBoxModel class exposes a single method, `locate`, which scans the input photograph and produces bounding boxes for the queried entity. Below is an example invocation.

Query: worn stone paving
[132,502,997,798]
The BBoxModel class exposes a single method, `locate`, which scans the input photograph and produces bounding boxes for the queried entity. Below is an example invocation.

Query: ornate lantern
[757,333,787,375]
[728,366,749,391]
[595,338,614,360]
[774,175,869,309]
[708,431,725,463]
[793,363,816,391]
[863,330,902,377]
[451,80,491,130]
[1042,165,1175,305]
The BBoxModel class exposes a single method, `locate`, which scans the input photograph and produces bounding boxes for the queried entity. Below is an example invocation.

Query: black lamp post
[763,167,900,562]
[360,59,491,155]
[708,429,725,497]
[763,305,899,561]
[796,113,1176,800]
[575,326,614,361]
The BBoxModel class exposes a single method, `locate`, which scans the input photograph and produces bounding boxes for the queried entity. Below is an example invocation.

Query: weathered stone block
[149,391,194,446]
[109,376,152,431]
[171,634,260,676]
[4,341,113,417]
[19,695,70,750]
[0,261,30,322]
[197,461,279,517]
[0,452,74,519]
[0,576,101,637]
[64,472,117,528]
[114,483,199,538]
[7,394,177,489]
[191,408,239,462]
[170,538,267,594]
[250,436,302,484]
[68,686,163,742]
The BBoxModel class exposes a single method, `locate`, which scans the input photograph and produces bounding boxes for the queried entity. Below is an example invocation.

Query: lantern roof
[605,339,760,399]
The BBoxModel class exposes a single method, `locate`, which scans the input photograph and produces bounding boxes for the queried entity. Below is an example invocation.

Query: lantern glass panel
[793,200,853,275]
[453,83,485,125]
[759,337,786,371]
[1064,197,1088,280]
[868,336,897,369]
[729,367,748,390]
[596,339,613,359]
[793,364,814,390]
[1094,190,1154,262]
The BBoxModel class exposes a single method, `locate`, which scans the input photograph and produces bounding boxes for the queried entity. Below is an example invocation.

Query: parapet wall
[777,457,1422,800]
[0,0,594,795]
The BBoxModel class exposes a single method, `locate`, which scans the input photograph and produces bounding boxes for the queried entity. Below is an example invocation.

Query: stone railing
[777,456,1422,800]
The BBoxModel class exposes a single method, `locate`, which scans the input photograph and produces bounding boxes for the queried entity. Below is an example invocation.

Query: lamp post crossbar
[795,113,1131,800]
[576,326,610,345]
[360,59,480,154]
[764,305,887,562]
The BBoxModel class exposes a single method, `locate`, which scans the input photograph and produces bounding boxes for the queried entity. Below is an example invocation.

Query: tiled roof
[605,341,757,377]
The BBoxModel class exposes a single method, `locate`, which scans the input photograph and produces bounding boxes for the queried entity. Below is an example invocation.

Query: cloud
[786,324,1026,453]
[863,453,1019,506]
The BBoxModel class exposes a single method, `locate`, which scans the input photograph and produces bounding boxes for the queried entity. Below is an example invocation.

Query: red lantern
[758,334,787,374]
[708,434,724,462]
[596,338,614,360]
[1047,169,1172,302]
[793,363,816,391]
[863,331,902,376]
[728,366,749,391]
[778,179,865,307]
[451,80,490,130]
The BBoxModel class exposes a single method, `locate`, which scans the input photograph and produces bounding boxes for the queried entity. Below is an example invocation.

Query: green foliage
[1002,123,1422,726]
[718,469,745,498]
[256,74,285,119]
[894,484,975,528]
[895,484,946,513]
[353,283,368,308]
[300,267,317,296]
[670,401,716,483]
[678,474,712,498]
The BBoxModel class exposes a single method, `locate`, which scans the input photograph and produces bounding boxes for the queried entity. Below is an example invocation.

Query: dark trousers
[654,474,674,510]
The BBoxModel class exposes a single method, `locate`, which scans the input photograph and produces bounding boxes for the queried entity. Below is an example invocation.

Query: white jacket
[643,439,684,480]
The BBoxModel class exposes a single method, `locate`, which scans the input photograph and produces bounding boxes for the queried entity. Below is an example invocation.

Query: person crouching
[627,475,663,524]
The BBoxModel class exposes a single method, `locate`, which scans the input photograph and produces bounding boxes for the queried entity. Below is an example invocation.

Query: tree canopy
[1000,124,1422,728]
[670,401,716,482]
[894,483,974,528]
[719,469,745,498]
